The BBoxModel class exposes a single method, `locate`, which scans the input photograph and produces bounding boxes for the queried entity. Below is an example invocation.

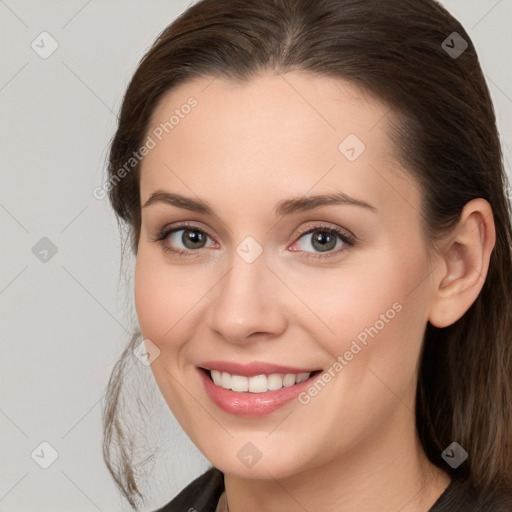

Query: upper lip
[199,360,320,377]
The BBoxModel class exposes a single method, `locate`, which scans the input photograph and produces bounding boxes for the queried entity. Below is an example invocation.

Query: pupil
[183,229,205,249]
[312,230,336,252]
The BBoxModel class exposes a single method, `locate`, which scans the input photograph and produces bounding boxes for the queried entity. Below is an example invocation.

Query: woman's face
[134,71,439,479]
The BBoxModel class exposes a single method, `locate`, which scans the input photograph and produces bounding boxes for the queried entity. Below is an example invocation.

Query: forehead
[139,71,420,221]
[145,71,388,159]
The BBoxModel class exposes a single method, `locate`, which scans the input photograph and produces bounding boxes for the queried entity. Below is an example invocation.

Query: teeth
[296,372,310,384]
[249,375,267,393]
[221,371,231,388]
[211,370,222,386]
[231,374,249,392]
[208,370,312,393]
[283,374,296,387]
[268,374,283,391]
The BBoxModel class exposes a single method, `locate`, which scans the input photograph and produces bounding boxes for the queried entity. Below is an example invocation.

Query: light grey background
[1,1,511,511]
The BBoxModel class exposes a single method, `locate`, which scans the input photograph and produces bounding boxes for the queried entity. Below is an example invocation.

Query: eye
[151,223,217,256]
[151,221,355,259]
[290,224,355,259]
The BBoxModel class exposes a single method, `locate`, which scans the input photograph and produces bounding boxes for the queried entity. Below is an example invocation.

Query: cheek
[134,249,219,357]
[304,243,429,380]
[287,262,409,344]
[134,252,184,345]
[133,253,201,421]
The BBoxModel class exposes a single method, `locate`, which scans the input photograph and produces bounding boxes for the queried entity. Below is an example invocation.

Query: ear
[428,198,496,328]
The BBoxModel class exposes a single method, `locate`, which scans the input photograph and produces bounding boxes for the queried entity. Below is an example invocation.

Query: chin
[202,441,317,481]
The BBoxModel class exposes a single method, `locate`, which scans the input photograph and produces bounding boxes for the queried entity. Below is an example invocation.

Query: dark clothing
[154,468,224,512]
[154,466,512,512]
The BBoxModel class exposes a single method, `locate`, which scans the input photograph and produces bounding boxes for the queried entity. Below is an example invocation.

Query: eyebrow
[142,190,378,216]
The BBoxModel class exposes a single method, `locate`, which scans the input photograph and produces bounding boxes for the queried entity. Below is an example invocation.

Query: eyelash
[150,221,356,260]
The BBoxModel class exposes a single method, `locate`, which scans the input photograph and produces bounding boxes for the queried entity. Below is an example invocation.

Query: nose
[205,246,288,344]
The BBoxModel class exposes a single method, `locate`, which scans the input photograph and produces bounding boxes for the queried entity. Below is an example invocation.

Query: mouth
[201,368,322,393]
[197,365,323,416]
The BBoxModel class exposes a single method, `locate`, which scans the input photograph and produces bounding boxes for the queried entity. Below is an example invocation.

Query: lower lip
[198,368,320,416]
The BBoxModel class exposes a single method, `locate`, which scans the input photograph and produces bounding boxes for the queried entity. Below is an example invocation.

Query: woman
[102,1,512,510]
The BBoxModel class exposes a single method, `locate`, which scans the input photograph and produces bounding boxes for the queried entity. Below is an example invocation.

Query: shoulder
[152,466,225,512]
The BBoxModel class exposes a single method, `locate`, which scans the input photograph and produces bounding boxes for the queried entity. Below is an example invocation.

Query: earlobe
[428,199,496,328]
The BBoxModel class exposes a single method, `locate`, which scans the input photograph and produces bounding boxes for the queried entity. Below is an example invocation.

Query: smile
[197,362,323,416]
[208,370,311,393]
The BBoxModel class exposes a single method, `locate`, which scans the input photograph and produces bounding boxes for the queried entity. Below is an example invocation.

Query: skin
[134,71,495,512]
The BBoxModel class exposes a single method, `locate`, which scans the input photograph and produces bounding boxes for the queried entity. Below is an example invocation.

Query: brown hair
[102,0,512,509]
